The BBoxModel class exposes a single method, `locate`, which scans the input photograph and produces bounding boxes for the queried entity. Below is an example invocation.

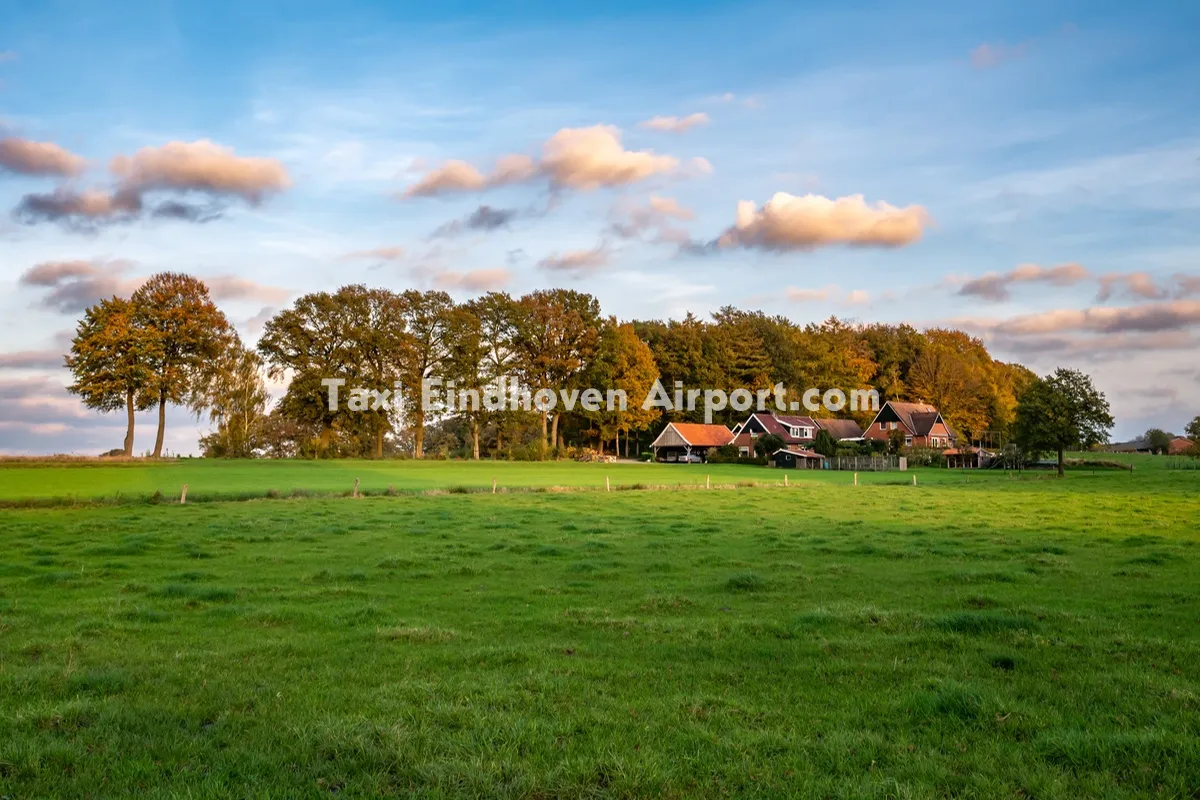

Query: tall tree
[585,320,660,455]
[65,296,157,456]
[1143,428,1173,455]
[192,339,270,458]
[395,290,455,458]
[1014,368,1114,477]
[511,289,602,451]
[1186,416,1200,445]
[132,273,234,458]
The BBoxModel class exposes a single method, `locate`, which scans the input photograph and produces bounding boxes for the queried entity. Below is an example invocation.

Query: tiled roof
[669,423,735,447]
[816,418,864,440]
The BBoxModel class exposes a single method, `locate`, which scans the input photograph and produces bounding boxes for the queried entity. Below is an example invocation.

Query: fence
[827,455,904,472]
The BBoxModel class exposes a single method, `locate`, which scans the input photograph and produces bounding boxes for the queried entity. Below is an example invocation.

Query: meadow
[0,458,1197,798]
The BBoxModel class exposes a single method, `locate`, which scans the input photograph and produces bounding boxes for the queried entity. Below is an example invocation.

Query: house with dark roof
[729,413,865,456]
[650,422,734,462]
[863,401,957,449]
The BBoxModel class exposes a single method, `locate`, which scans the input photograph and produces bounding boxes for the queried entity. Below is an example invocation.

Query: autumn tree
[258,285,387,457]
[445,305,489,459]
[511,289,602,452]
[394,290,455,459]
[585,320,660,456]
[1014,368,1113,477]
[193,339,270,458]
[132,273,234,458]
[65,296,157,456]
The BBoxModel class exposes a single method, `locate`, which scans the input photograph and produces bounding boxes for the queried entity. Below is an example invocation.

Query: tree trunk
[374,428,384,459]
[472,421,480,460]
[123,390,135,457]
[541,410,549,448]
[414,420,425,459]
[152,393,166,458]
[550,415,560,458]
[1057,446,1065,478]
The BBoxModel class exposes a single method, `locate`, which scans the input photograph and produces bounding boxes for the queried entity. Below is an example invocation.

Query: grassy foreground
[1,469,1198,797]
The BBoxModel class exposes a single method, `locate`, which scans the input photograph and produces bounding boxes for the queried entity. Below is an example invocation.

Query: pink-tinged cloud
[0,137,88,177]
[540,125,678,189]
[844,289,871,306]
[0,349,65,369]
[404,125,687,198]
[717,192,929,251]
[402,160,488,197]
[784,286,835,302]
[204,276,292,303]
[537,245,609,274]
[1097,271,1167,302]
[341,246,406,261]
[610,194,695,242]
[431,268,512,292]
[957,262,1090,301]
[639,113,710,133]
[970,42,1026,69]
[971,300,1200,336]
[18,259,143,313]
[110,139,291,202]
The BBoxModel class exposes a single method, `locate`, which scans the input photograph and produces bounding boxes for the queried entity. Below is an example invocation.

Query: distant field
[1,467,1197,797]
[0,451,1183,505]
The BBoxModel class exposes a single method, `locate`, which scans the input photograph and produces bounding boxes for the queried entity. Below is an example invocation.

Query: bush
[904,447,946,467]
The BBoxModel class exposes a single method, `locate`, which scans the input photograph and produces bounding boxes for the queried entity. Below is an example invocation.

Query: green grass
[0,463,1197,797]
[0,451,1183,506]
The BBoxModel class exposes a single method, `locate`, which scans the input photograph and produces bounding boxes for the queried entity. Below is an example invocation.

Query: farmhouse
[730,413,865,457]
[864,401,957,449]
[1169,437,1195,455]
[650,422,734,462]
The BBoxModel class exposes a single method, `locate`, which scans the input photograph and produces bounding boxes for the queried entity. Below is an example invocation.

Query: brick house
[730,413,865,457]
[863,401,957,449]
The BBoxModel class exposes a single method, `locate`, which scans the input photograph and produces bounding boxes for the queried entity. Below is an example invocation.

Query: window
[905,436,913,446]
[788,425,809,438]
[738,447,749,456]
[801,427,812,438]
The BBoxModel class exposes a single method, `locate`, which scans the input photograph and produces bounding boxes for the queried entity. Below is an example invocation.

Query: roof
[773,448,824,459]
[874,401,956,439]
[666,423,734,447]
[734,413,818,443]
[816,418,864,440]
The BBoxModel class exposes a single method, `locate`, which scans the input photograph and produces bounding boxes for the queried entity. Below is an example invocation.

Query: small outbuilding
[650,422,734,463]
[772,448,826,469]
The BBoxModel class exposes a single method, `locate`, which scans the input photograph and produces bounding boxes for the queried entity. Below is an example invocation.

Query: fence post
[853,472,858,486]
[352,477,360,498]
[784,473,789,487]
[180,484,188,505]
[605,475,610,492]
[706,474,711,490]
[492,477,497,494]
[912,474,917,486]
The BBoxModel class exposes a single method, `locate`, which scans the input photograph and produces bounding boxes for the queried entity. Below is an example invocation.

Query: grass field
[1,459,1198,798]
[0,452,1179,505]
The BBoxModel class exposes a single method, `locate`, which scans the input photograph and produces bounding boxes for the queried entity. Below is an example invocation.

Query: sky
[1,0,1198,455]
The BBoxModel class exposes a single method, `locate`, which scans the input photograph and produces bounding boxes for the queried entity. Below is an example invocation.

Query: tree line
[64,273,1138,462]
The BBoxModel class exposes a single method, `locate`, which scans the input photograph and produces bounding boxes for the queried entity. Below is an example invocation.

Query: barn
[650,423,734,463]
[772,448,826,469]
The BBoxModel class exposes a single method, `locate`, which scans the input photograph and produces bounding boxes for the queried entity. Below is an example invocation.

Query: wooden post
[784,473,789,487]
[352,477,360,498]
[706,474,711,489]
[492,477,497,494]
[853,472,858,486]
[179,484,188,505]
[912,474,917,486]
[605,475,610,492]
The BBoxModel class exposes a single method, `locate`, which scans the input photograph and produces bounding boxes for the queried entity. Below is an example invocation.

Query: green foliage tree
[65,296,157,456]
[1187,416,1200,443]
[755,433,786,459]
[1014,368,1114,477]
[132,273,234,458]
[812,429,837,457]
[193,339,270,458]
[1144,428,1173,455]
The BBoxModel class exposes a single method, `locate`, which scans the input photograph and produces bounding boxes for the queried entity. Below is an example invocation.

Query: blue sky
[1,0,1198,454]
